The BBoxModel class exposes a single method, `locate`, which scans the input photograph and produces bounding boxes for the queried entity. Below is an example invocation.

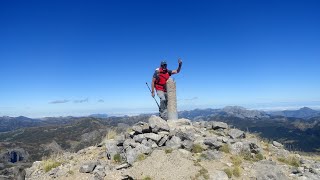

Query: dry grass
[277,156,300,167]
[192,167,209,180]
[219,144,230,153]
[191,144,204,153]
[137,154,147,161]
[230,155,242,166]
[106,129,117,140]
[223,168,232,178]
[42,159,62,172]
[232,166,241,177]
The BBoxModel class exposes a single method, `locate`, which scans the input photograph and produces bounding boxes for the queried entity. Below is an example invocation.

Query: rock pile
[24,115,320,180]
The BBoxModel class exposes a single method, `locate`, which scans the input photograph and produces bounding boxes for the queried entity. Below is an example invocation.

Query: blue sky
[1,0,320,117]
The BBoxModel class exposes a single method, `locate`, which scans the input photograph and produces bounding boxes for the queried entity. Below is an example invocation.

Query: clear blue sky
[1,0,320,117]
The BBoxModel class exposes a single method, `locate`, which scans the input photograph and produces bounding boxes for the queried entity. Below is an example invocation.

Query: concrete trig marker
[166,78,178,120]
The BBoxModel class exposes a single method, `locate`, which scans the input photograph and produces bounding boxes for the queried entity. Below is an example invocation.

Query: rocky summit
[20,115,320,180]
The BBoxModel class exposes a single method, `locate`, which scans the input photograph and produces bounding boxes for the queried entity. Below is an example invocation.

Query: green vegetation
[277,156,300,167]
[67,170,74,175]
[165,148,173,154]
[219,144,230,153]
[191,144,204,153]
[193,167,209,180]
[143,176,152,180]
[255,153,264,161]
[223,168,232,178]
[113,153,122,163]
[42,159,62,172]
[224,166,241,178]
[240,150,264,162]
[137,154,147,161]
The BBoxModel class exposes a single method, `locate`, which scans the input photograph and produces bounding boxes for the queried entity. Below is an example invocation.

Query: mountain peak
[23,116,320,180]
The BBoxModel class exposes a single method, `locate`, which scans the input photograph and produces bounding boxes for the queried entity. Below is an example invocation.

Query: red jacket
[154,68,171,92]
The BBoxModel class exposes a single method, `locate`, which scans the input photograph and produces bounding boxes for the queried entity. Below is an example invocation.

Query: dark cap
[160,61,167,66]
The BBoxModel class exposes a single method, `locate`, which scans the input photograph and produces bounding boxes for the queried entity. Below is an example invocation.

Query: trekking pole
[145,82,160,109]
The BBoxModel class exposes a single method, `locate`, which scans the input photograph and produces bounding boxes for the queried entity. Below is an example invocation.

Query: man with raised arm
[151,59,182,120]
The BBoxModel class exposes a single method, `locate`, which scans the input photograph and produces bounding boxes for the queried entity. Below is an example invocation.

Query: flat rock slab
[228,129,245,139]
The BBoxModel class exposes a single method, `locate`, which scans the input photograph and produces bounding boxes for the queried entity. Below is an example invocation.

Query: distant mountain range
[268,107,320,119]
[178,106,320,152]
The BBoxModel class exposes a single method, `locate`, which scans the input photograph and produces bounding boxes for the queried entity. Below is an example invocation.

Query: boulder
[148,115,170,132]
[79,161,99,173]
[212,121,229,130]
[115,163,130,170]
[105,140,120,160]
[201,150,223,160]
[158,135,169,147]
[253,160,289,180]
[133,134,145,143]
[144,133,162,142]
[115,134,126,146]
[181,140,193,151]
[123,139,140,149]
[203,137,223,149]
[175,130,196,141]
[273,141,284,148]
[165,136,182,149]
[208,170,229,180]
[228,129,245,139]
[93,165,106,178]
[131,125,143,134]
[142,139,158,148]
[125,144,152,165]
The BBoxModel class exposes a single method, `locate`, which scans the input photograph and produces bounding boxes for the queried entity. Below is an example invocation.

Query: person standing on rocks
[151,59,182,120]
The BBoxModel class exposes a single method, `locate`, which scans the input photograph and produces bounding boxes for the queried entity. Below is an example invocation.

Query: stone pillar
[166,78,178,120]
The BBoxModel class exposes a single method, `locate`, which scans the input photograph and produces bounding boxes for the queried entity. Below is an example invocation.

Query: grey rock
[123,139,140,149]
[165,136,181,149]
[203,137,223,149]
[126,148,137,165]
[201,150,223,160]
[133,134,145,143]
[135,144,152,154]
[228,129,245,139]
[115,134,126,146]
[212,121,228,130]
[125,144,151,164]
[142,139,158,148]
[208,170,228,180]
[181,140,193,151]
[116,163,130,170]
[0,148,29,163]
[79,162,99,173]
[93,165,106,178]
[230,142,247,155]
[176,130,196,141]
[244,138,262,154]
[158,135,169,147]
[144,133,162,142]
[253,160,289,180]
[0,163,4,170]
[132,125,143,134]
[105,140,120,160]
[273,141,284,148]
[148,115,170,132]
